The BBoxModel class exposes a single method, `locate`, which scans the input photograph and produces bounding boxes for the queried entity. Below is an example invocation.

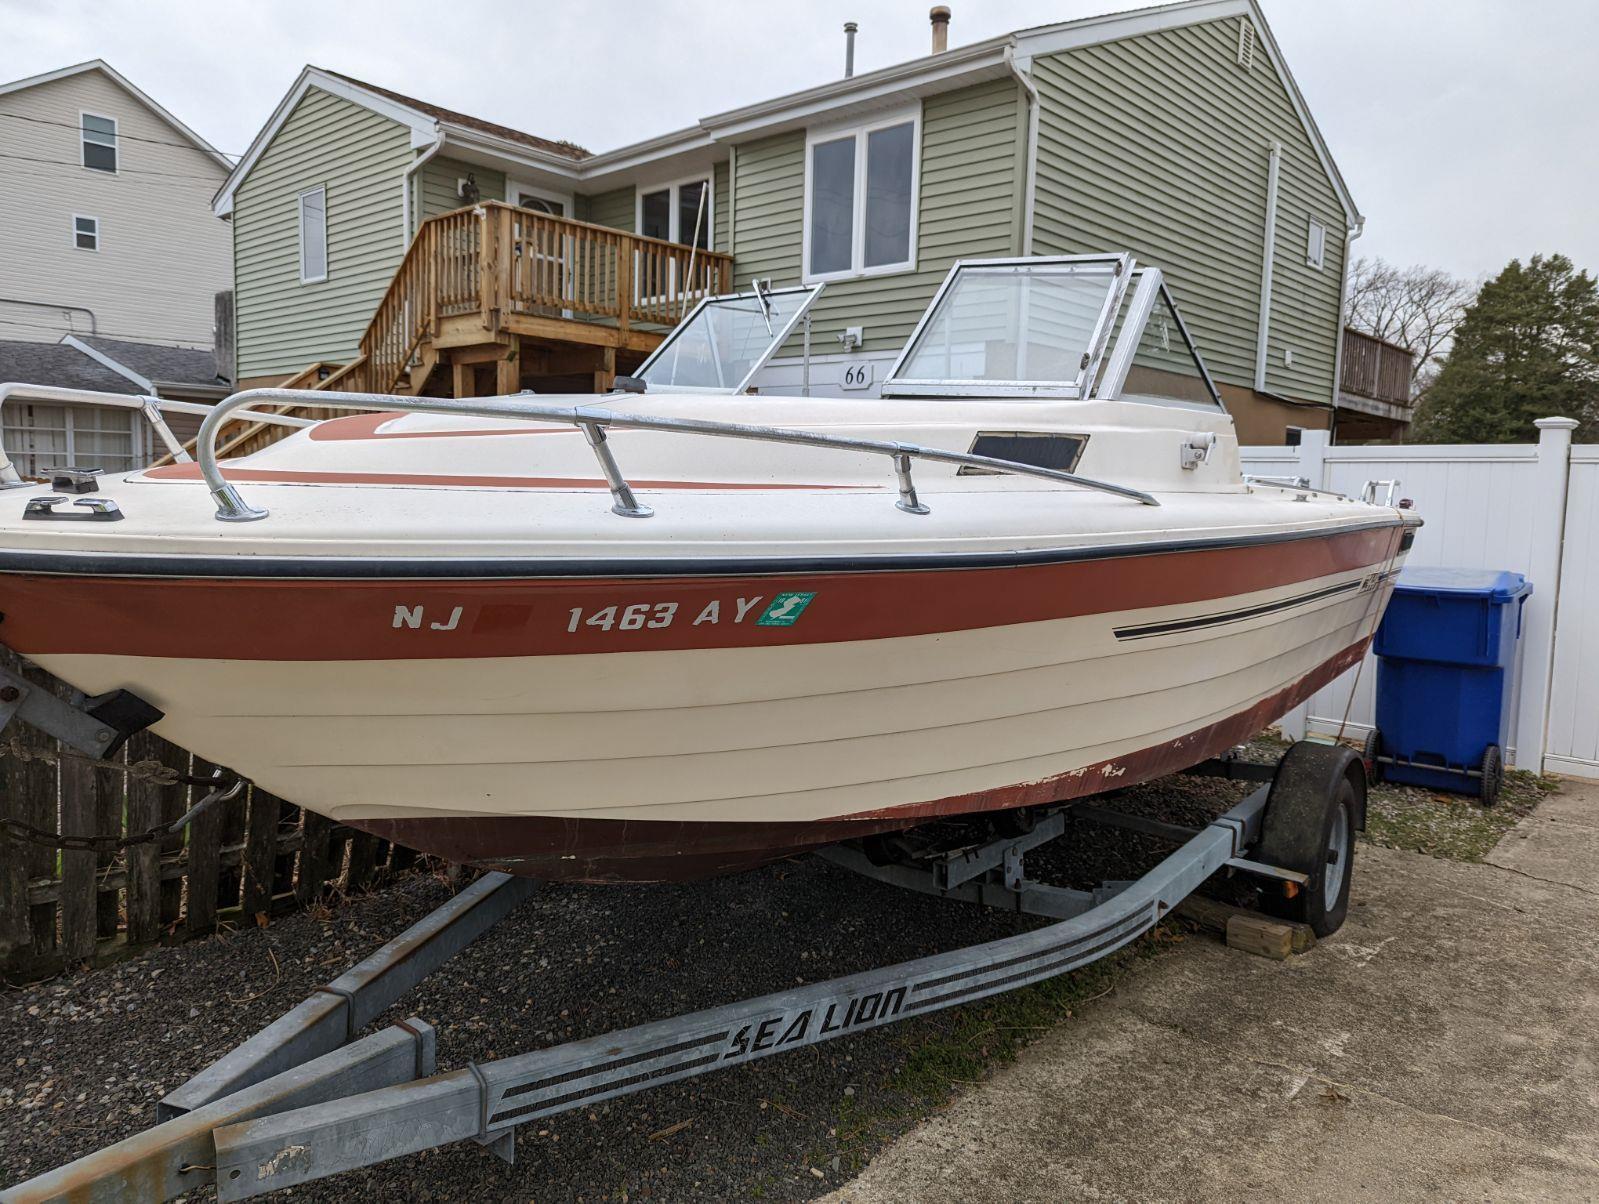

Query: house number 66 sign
[840,362,874,390]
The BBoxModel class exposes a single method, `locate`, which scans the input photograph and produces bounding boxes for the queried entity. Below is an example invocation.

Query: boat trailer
[1,738,1365,1203]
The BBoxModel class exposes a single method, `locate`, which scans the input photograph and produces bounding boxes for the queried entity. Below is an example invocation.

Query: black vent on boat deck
[960,433,1087,476]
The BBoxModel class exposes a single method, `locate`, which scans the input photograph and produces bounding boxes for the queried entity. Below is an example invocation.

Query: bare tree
[1346,258,1474,393]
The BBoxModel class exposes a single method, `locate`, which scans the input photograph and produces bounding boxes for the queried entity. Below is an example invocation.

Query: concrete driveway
[829,780,1599,1203]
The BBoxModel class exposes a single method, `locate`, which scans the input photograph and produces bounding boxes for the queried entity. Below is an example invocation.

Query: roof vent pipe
[930,6,951,54]
[844,22,858,77]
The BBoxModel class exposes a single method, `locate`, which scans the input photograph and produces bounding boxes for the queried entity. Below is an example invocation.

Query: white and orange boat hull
[7,522,1405,881]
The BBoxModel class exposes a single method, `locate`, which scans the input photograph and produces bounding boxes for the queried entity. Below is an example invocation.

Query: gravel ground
[0,768,1262,1202]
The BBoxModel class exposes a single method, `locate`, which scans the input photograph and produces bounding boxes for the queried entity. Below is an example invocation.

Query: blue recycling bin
[1370,567,1532,804]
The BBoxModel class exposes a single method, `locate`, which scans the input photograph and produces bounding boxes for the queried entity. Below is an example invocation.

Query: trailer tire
[1255,741,1363,937]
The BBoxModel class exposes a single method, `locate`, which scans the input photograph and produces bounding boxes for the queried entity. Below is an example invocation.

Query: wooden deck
[157,205,733,465]
[358,201,734,396]
[1337,327,1416,439]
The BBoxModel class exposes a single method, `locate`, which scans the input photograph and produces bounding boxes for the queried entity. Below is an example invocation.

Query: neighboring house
[218,0,1363,444]
[0,61,233,350]
[0,335,229,478]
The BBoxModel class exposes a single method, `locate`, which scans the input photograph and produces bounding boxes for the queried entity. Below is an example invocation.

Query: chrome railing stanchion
[893,452,930,515]
[580,420,653,519]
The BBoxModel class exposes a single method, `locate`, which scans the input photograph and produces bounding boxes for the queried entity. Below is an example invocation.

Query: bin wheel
[1479,744,1505,807]
[1363,728,1384,784]
[1255,743,1361,938]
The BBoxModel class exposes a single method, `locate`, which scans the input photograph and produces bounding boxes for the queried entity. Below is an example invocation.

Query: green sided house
[214,0,1382,445]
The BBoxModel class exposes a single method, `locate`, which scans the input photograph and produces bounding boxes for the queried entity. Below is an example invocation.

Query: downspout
[1253,140,1282,394]
[1328,217,1364,443]
[401,130,447,248]
[1004,44,1038,256]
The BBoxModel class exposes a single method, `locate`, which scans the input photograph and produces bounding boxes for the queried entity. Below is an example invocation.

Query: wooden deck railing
[360,202,734,393]
[1340,328,1415,408]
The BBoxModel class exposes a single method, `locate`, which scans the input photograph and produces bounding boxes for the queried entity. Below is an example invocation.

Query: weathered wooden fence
[0,650,421,982]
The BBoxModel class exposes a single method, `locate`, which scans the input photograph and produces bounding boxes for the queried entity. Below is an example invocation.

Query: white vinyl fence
[1240,418,1598,780]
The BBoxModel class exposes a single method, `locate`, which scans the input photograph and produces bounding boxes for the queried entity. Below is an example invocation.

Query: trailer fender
[1258,740,1368,867]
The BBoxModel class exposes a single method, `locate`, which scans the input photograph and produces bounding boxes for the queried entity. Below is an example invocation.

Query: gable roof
[0,59,233,172]
[319,69,588,161]
[0,341,136,394]
[0,335,225,398]
[72,335,225,388]
[216,0,1357,227]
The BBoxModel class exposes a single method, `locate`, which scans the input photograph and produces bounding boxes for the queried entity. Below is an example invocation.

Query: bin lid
[1393,567,1532,603]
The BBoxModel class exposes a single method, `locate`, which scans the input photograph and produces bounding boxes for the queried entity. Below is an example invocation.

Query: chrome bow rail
[0,383,315,488]
[197,387,1160,522]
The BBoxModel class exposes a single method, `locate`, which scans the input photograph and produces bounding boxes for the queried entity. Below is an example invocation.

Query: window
[805,110,918,281]
[72,215,99,251]
[298,186,327,283]
[81,113,117,172]
[1,404,145,479]
[637,177,711,248]
[1285,426,1304,447]
[516,192,564,216]
[636,177,711,299]
[1306,218,1326,269]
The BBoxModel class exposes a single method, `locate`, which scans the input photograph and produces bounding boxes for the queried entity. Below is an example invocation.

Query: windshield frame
[880,254,1134,400]
[1093,267,1226,411]
[632,282,825,395]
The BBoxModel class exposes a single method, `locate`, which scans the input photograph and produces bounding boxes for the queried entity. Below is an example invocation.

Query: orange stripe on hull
[0,525,1402,660]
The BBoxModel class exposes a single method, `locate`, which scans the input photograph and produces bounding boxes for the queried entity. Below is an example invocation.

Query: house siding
[0,69,229,347]
[732,77,1021,353]
[417,157,505,222]
[583,186,634,234]
[713,159,730,254]
[1029,16,1346,404]
[233,86,411,379]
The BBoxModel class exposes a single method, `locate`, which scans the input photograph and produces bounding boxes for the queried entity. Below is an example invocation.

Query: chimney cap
[930,6,951,22]
[844,19,857,30]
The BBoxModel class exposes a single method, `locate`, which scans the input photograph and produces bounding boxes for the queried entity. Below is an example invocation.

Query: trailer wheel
[1363,728,1384,784]
[1479,744,1505,807]
[1254,742,1362,937]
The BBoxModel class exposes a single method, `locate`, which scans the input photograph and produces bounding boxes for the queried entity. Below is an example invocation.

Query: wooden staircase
[162,203,733,465]
[355,201,732,398]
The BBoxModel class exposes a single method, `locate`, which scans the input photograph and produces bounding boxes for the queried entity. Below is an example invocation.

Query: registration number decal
[562,592,816,634]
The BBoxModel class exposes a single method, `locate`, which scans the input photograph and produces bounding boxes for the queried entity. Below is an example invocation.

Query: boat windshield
[883,256,1131,399]
[635,284,823,393]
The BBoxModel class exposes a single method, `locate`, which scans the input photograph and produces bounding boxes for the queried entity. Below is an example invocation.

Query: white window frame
[80,110,118,173]
[298,185,328,284]
[506,179,574,217]
[1306,217,1326,270]
[71,214,100,252]
[633,174,714,247]
[802,105,921,285]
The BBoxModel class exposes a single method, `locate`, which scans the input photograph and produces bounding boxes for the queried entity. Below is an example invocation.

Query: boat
[0,254,1420,883]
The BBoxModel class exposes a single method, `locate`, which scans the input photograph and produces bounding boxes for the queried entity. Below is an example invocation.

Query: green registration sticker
[757,592,816,627]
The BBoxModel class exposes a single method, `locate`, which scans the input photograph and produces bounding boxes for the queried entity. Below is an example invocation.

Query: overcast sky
[4,0,1594,283]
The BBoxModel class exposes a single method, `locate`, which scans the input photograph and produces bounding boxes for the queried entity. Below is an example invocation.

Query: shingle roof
[320,68,590,161]
[76,336,224,386]
[0,342,134,393]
